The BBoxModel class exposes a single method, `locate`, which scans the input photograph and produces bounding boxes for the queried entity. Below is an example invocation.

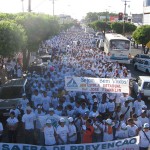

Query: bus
[104,33,131,64]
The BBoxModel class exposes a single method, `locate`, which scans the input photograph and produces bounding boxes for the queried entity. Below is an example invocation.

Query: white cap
[37,105,42,109]
[143,123,149,128]
[46,119,52,124]
[105,119,112,125]
[22,93,26,96]
[60,117,65,123]
[121,123,127,129]
[142,105,147,109]
[49,108,54,111]
[26,106,32,111]
[68,117,73,122]
[80,95,85,99]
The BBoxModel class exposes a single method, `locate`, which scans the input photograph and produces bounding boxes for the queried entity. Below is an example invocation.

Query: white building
[143,0,150,25]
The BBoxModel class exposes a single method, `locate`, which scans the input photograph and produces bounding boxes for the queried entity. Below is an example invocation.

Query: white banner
[0,136,140,150]
[65,77,129,93]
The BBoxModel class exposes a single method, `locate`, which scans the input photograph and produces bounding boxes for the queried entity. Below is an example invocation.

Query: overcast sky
[0,0,144,20]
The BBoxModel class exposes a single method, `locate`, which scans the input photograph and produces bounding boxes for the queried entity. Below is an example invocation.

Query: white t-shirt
[44,126,56,145]
[127,125,138,137]
[31,94,42,108]
[7,117,18,126]
[115,129,129,139]
[133,100,145,116]
[139,130,150,148]
[20,99,29,111]
[22,112,36,129]
[56,125,69,143]
[138,116,149,126]
[42,96,50,111]
[68,124,77,142]
[107,102,115,112]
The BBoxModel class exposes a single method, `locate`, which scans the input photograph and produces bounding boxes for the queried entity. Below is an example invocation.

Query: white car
[132,76,150,100]
[134,58,150,73]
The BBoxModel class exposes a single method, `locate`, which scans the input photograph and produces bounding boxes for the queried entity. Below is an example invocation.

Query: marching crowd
[0,26,150,150]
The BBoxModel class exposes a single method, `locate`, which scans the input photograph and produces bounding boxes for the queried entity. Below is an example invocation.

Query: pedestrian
[127,118,139,138]
[56,117,69,145]
[43,119,57,146]
[6,112,18,143]
[102,118,114,142]
[22,106,36,144]
[68,117,77,144]
[139,123,150,150]
[82,119,94,143]
[115,123,129,139]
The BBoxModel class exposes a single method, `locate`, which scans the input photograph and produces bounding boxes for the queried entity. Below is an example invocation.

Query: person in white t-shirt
[139,123,150,150]
[127,118,139,138]
[138,110,149,127]
[0,121,3,142]
[43,119,57,146]
[22,106,36,144]
[115,123,129,139]
[56,117,69,145]
[6,112,18,143]
[19,93,29,113]
[68,117,77,144]
[133,96,145,116]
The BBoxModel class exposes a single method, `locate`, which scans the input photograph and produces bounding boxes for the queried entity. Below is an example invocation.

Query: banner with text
[0,136,140,150]
[65,77,129,93]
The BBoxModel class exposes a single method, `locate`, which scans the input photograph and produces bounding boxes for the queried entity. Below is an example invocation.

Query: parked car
[0,78,28,118]
[132,76,150,100]
[132,54,150,64]
[134,58,150,73]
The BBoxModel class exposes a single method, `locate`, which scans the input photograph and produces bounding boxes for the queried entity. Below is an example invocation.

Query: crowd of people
[0,26,149,150]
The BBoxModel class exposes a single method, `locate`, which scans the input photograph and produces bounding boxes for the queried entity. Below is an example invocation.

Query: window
[144,61,149,65]
[110,40,130,50]
[143,82,150,90]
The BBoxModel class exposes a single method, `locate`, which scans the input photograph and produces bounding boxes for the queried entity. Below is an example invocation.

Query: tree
[111,22,136,34]
[132,25,150,54]
[0,20,27,57]
[90,20,111,32]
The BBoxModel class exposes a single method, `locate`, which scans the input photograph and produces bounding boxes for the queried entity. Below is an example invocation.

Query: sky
[0,0,144,20]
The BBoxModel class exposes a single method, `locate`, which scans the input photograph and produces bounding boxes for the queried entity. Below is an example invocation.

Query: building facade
[143,0,150,25]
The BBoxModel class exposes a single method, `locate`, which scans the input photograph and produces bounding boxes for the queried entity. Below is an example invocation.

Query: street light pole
[21,0,24,12]
[52,0,54,16]
[122,0,130,36]
[28,0,31,12]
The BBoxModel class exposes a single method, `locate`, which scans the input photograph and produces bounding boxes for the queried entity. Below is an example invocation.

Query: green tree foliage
[132,25,150,45]
[90,20,111,32]
[132,25,150,54]
[0,20,27,57]
[15,13,60,51]
[111,22,136,34]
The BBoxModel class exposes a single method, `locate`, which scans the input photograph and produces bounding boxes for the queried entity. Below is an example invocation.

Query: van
[134,58,150,73]
[0,78,28,117]
[132,76,150,100]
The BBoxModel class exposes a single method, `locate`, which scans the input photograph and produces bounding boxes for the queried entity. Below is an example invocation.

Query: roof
[105,33,130,41]
[139,76,150,82]
[3,78,27,87]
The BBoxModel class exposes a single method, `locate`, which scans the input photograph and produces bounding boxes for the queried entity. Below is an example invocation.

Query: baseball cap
[46,119,52,124]
[22,93,26,96]
[143,123,149,129]
[68,117,73,122]
[49,108,54,111]
[60,117,65,123]
[105,119,112,125]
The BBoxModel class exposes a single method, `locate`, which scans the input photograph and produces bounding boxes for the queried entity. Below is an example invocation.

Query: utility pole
[52,0,54,16]
[122,0,130,36]
[21,0,24,12]
[28,0,31,12]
